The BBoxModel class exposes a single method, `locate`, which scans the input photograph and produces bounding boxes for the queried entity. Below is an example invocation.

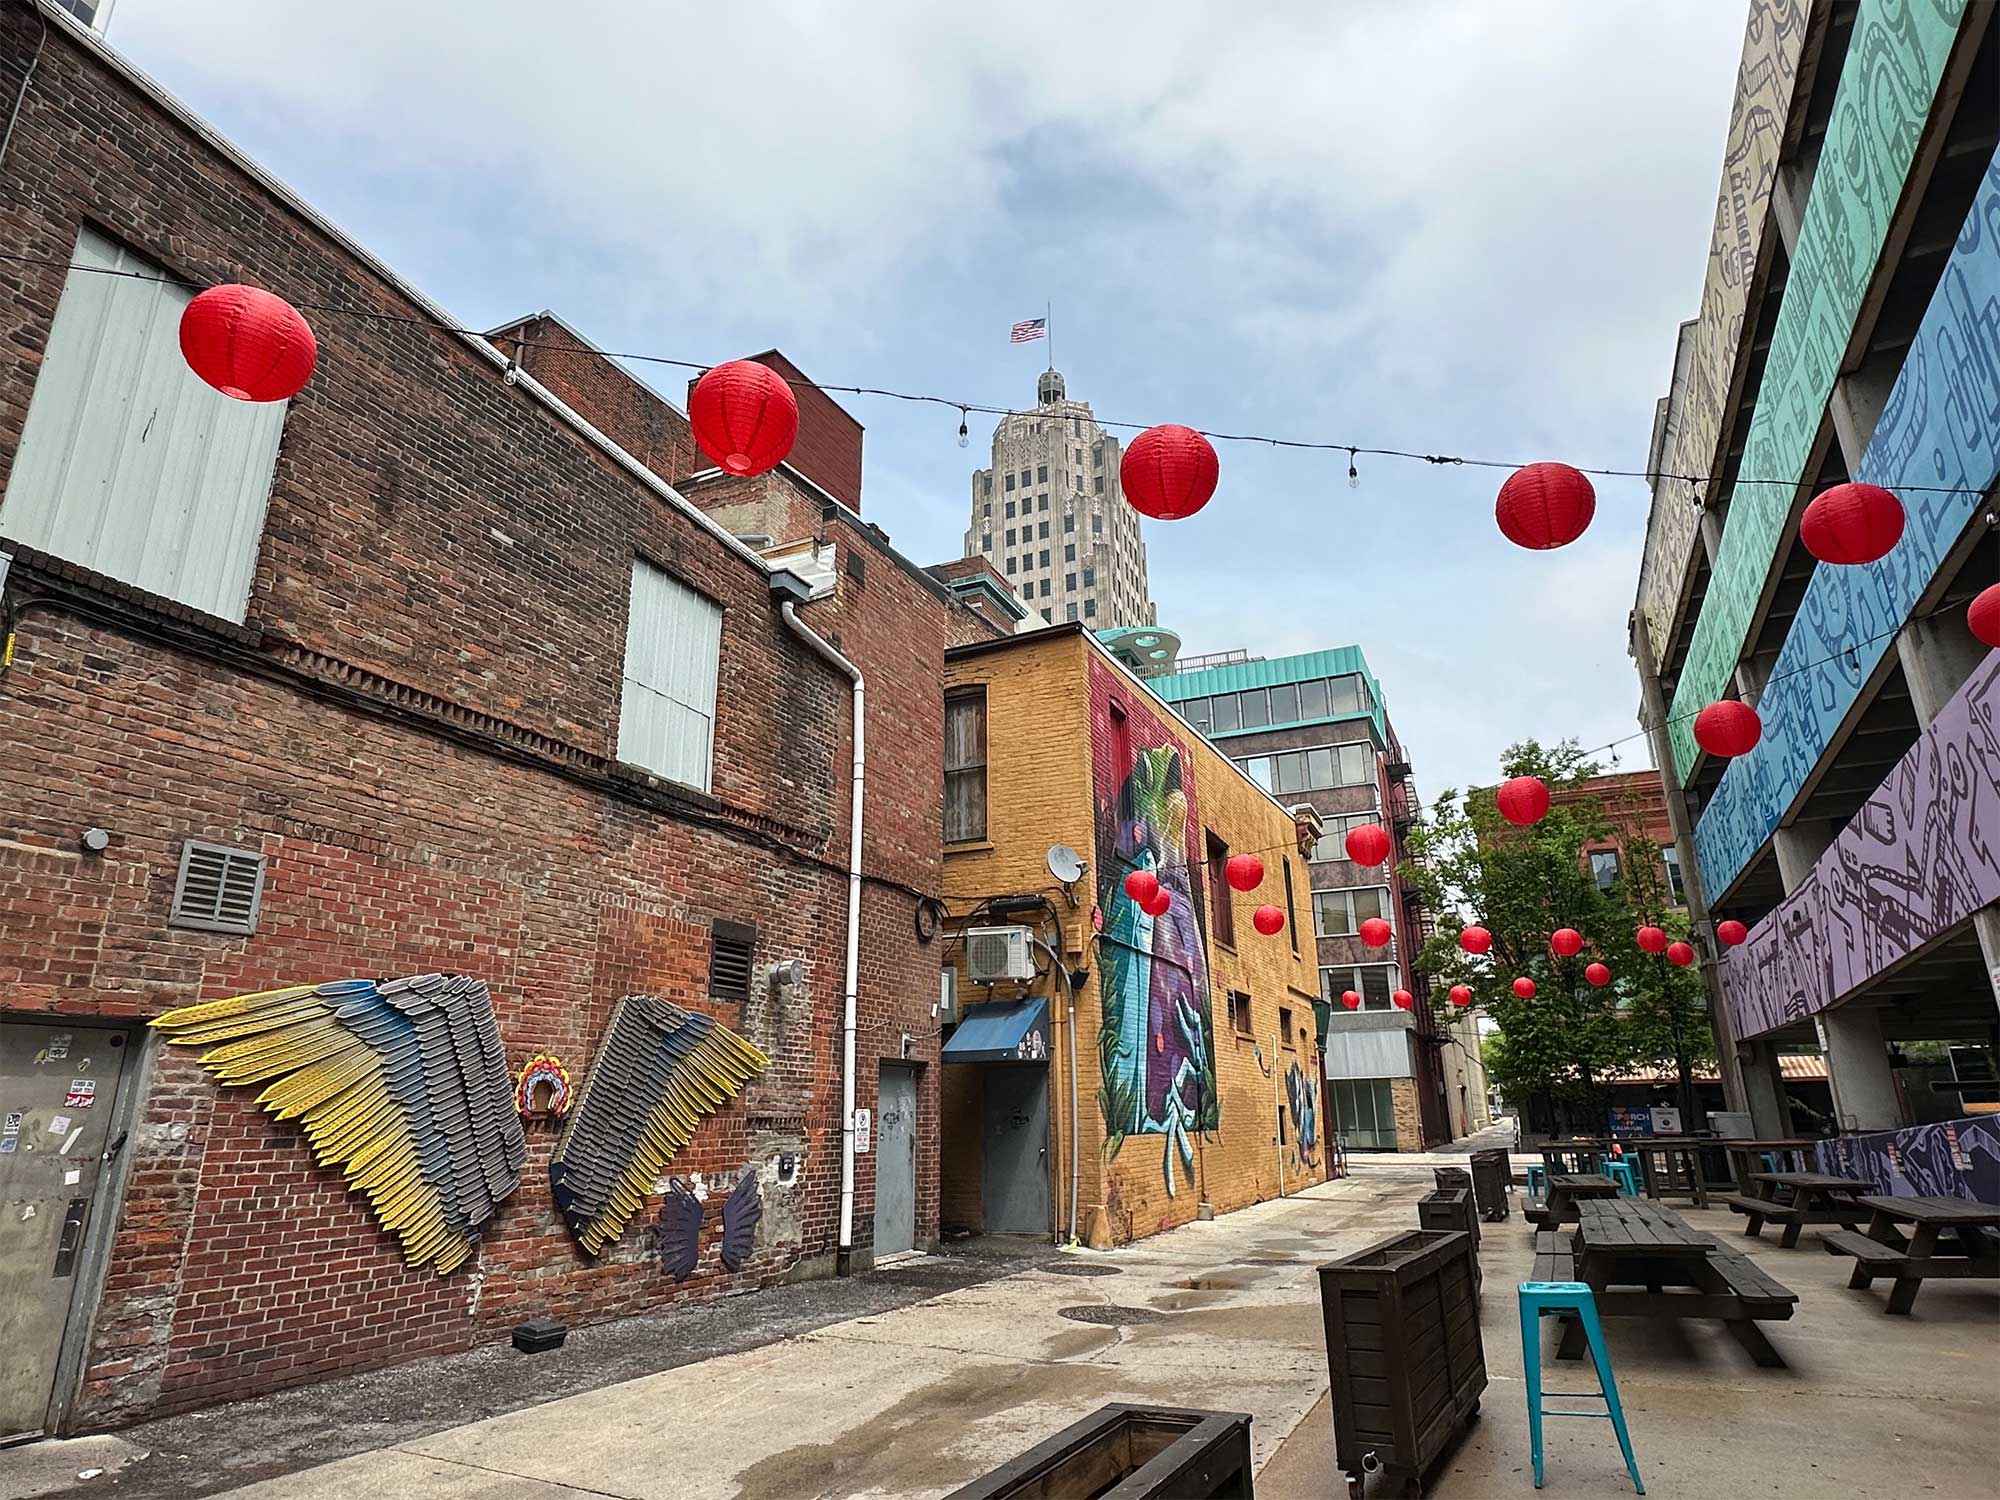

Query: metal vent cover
[708,919,756,1003]
[169,840,267,934]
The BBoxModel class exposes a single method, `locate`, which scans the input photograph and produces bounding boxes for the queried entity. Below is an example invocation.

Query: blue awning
[943,998,1050,1064]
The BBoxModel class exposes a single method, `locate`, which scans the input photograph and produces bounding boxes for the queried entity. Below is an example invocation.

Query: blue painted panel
[1695,146,2000,896]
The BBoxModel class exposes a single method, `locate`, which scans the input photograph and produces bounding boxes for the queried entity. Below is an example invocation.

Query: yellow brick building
[939,625,1326,1247]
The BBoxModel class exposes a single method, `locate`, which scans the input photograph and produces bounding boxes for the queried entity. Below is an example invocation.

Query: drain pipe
[1034,937,1080,1245]
[778,596,864,1278]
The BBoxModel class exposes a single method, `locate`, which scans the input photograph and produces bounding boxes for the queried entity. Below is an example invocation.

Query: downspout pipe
[1033,936,1080,1245]
[779,598,865,1277]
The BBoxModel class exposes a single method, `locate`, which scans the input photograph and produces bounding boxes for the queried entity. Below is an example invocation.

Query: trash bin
[1469,1148,1511,1222]
[1319,1229,1486,1499]
[942,1403,1254,1499]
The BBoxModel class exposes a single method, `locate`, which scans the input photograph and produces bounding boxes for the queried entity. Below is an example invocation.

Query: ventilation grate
[709,919,756,1003]
[169,841,267,935]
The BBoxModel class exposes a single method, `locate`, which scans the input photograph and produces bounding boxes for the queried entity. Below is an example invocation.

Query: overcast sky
[111,1,1748,801]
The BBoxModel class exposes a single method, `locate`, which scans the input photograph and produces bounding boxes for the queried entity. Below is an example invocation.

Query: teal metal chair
[1603,1158,1639,1197]
[1518,1281,1644,1493]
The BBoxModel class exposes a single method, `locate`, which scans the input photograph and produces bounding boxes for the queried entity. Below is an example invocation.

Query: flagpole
[1046,301,1053,372]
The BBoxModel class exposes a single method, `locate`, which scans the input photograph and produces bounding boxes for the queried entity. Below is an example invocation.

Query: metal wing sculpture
[656,1179,704,1282]
[151,974,526,1274]
[718,1169,762,1272]
[550,996,770,1256]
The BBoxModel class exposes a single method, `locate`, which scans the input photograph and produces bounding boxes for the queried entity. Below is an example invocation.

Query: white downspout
[779,600,865,1277]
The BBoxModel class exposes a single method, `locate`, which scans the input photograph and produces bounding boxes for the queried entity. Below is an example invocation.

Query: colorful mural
[1286,1060,1319,1169]
[1724,655,2000,1038]
[1669,0,1969,776]
[1089,657,1217,1198]
[1817,1116,2000,1205]
[1696,142,2000,895]
[1636,0,1814,666]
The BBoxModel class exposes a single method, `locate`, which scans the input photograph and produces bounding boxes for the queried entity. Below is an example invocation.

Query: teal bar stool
[1518,1281,1644,1494]
[1526,1164,1547,1199]
[1603,1158,1638,1197]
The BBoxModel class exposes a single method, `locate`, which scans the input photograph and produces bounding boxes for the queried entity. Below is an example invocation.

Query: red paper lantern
[1666,941,1695,967]
[689,359,800,477]
[1252,904,1285,936]
[1123,869,1159,905]
[1358,917,1392,948]
[1800,482,1904,566]
[1584,961,1612,987]
[1448,984,1473,1007]
[1693,700,1762,759]
[1143,887,1173,918]
[1716,919,1748,947]
[1225,853,1265,892]
[1496,775,1551,827]
[1512,976,1537,999]
[1550,927,1583,957]
[179,285,317,403]
[1120,424,1219,520]
[1968,584,2000,648]
[1341,990,1361,1010]
[1459,925,1492,956]
[1495,462,1596,550]
[1392,989,1414,1010]
[1635,925,1668,954]
[1344,823,1392,867]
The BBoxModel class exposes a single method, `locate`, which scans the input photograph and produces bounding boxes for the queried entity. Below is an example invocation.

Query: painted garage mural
[1089,657,1218,1198]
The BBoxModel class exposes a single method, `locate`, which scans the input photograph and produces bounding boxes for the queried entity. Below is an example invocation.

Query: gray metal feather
[718,1169,762,1273]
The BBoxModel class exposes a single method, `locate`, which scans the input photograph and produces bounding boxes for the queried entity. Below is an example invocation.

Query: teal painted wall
[1154,646,1388,745]
[1667,0,1968,776]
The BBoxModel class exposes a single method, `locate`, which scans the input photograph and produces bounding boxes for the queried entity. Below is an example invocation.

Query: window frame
[1206,831,1235,948]
[944,687,989,844]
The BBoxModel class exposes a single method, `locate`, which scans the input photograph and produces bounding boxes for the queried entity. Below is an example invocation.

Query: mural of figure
[1091,665,1218,1198]
[1287,1059,1319,1169]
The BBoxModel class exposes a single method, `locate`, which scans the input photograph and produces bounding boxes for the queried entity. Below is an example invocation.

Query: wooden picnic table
[1626,1137,1714,1208]
[1715,1137,1819,1194]
[1524,1172,1620,1229]
[1540,1140,1608,1175]
[1820,1195,2000,1315]
[1726,1170,1876,1249]
[1548,1197,1797,1368]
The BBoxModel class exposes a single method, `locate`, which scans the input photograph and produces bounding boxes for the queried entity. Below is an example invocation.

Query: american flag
[1009,317,1046,343]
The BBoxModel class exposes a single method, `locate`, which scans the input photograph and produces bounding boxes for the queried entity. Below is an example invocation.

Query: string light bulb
[1347,448,1360,490]
[957,408,969,449]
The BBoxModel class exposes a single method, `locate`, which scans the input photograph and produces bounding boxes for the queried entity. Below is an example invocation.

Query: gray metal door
[0,1018,134,1440]
[982,1066,1050,1235]
[873,1064,918,1257]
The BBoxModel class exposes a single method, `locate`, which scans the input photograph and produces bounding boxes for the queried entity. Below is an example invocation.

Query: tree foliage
[1404,738,1713,1132]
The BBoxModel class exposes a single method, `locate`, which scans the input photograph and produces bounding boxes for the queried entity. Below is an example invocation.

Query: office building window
[1084,599,1097,618]
[1040,549,1050,567]
[1041,607,1052,623]
[1039,494,1049,512]
[1064,543,1077,562]
[1238,743,1371,795]
[1005,528,1016,545]
[1279,1006,1296,1050]
[944,689,987,843]
[1006,473,1016,491]
[1037,465,1048,484]
[1590,849,1621,891]
[1019,469,1031,487]
[1039,521,1050,539]
[983,474,993,496]
[618,560,723,792]
[1083,567,1095,586]
[1312,886,1388,939]
[1206,832,1235,946]
[1283,858,1299,954]
[1230,991,1253,1035]
[1066,604,1078,622]
[1006,557,1017,575]
[1661,846,1685,904]
[980,533,991,552]
[1320,964,1398,1011]
[1064,512,1075,532]
[1039,579,1050,597]
[1093,511,1103,532]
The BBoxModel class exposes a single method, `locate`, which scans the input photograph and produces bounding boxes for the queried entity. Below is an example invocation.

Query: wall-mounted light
[81,828,111,854]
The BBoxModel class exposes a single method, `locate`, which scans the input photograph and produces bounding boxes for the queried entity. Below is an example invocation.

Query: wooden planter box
[1417,1188,1481,1289]
[1469,1149,1511,1221]
[1319,1229,1486,1499]
[943,1403,1254,1499]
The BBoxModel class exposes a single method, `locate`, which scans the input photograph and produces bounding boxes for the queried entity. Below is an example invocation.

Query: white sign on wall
[1649,1105,1683,1135]
[853,1108,872,1155]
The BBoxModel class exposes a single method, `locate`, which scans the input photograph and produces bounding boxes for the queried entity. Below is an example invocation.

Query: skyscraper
[962,369,1155,630]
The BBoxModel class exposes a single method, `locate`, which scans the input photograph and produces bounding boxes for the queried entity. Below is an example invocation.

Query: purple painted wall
[1724,654,2000,1039]
[1817,1116,2000,1205]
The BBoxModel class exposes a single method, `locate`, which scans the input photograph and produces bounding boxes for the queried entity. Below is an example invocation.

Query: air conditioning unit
[965,925,1036,983]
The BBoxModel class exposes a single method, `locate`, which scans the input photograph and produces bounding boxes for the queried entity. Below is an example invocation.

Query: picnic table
[1821,1195,2000,1315]
[1544,1197,1797,1368]
[1540,1140,1607,1175]
[1715,1137,1819,1195]
[1726,1171,1876,1249]
[1627,1137,1714,1208]
[1523,1172,1620,1229]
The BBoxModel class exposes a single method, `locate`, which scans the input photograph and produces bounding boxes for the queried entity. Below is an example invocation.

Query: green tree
[1401,738,1713,1136]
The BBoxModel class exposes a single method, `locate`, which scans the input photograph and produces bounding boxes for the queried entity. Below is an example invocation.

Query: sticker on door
[64,1080,96,1109]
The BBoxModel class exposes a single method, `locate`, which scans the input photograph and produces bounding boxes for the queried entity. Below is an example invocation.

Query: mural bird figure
[150,974,526,1274]
[551,996,770,1257]
[655,1168,764,1281]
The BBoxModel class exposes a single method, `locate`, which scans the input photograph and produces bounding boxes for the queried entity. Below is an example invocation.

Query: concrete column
[1816,1005,1902,1132]
[1700,505,1727,564]
[1898,618,2000,1012]
[1735,650,1777,704]
[1772,818,1837,890]
[1771,154,1813,257]
[1829,366,1898,471]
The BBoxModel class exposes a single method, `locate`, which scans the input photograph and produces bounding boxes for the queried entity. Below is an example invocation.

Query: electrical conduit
[779,601,864,1276]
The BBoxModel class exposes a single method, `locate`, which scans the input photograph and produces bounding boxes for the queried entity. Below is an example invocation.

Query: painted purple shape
[1816,1116,2000,1206]
[1724,655,2000,1039]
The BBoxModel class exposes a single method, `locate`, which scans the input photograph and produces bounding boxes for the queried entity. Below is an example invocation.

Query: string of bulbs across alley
[103,269,2000,1012]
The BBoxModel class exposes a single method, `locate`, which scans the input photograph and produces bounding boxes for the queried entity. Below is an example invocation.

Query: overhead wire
[1,249,1992,503]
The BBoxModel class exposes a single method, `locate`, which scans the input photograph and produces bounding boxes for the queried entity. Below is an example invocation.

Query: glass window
[1084,599,1096,618]
[1093,509,1103,530]
[1005,474,1016,492]
[1083,566,1095,585]
[1074,474,1083,493]
[1066,604,1078,622]
[1040,494,1050,512]
[1360,966,1395,1010]
[1039,579,1051,598]
[1338,743,1370,786]
[1093,443,1104,465]
[1019,469,1031,487]
[1314,888,1390,939]
[1041,608,1052,623]
[1211,694,1240,732]
[1662,846,1685,904]
[1074,447,1082,464]
[1238,688,1270,728]
[1241,755,1273,791]
[1040,549,1050,567]
[1039,521,1050,539]
[1064,512,1075,532]
[1298,677,1329,720]
[1230,991,1253,1035]
[1005,528,1016,545]
[1328,675,1361,715]
[1094,475,1104,495]
[980,534,991,552]
[1006,501,1016,518]
[1006,557,1017,575]
[1065,543,1076,561]
[1065,572,1077,589]
[943,690,987,843]
[1590,849,1621,891]
[1037,465,1048,484]
[1307,747,1336,788]
[1268,682,1299,724]
[983,474,993,496]
[1206,832,1235,946]
[1283,859,1299,954]
[1352,888,1385,926]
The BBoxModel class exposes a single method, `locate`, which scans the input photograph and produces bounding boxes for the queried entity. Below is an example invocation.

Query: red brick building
[1546,770,1684,908]
[0,9,981,1436]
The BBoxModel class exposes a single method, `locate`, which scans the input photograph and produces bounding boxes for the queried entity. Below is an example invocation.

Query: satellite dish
[1046,844,1087,884]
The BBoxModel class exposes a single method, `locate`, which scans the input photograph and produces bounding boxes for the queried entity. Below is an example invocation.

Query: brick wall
[0,16,943,1430]
[690,351,863,513]
[1389,1076,1425,1152]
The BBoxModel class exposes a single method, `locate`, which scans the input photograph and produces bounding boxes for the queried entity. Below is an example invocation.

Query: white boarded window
[617,559,721,791]
[1,226,287,621]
